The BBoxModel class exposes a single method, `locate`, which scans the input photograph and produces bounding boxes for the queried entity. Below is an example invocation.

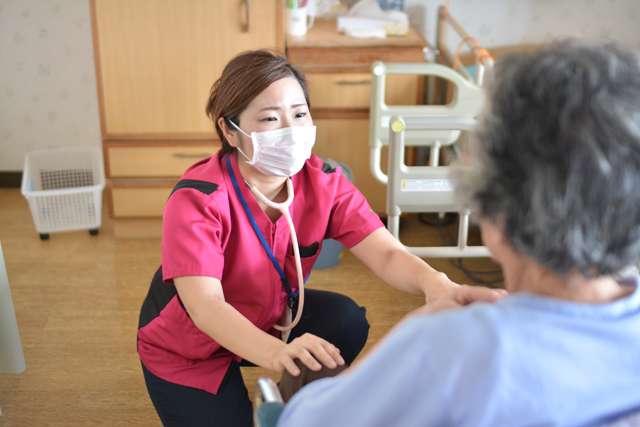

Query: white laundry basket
[20,147,106,240]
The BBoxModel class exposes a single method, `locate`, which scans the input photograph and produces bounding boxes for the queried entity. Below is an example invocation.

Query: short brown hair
[454,39,640,277]
[206,49,310,155]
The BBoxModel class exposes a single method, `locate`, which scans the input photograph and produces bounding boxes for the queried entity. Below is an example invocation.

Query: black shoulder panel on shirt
[170,179,219,198]
[138,266,177,330]
[321,162,337,174]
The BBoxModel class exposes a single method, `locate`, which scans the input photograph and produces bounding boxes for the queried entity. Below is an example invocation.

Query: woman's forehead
[245,77,306,111]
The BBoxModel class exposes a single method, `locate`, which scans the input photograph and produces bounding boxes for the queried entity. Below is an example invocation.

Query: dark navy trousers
[141,289,370,427]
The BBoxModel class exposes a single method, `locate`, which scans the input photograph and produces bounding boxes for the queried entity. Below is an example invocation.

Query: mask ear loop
[246,178,305,334]
[228,119,255,164]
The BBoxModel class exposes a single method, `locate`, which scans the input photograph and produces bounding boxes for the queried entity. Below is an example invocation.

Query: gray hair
[454,39,640,277]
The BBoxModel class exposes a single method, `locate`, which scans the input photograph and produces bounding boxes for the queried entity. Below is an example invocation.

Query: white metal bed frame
[368,60,485,186]
[385,115,489,258]
[370,62,489,258]
[368,8,496,259]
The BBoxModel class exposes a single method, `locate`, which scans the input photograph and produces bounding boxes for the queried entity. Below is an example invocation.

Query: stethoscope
[226,155,305,342]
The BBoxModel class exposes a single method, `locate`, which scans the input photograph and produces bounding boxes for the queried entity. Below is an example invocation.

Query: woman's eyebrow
[258,103,307,112]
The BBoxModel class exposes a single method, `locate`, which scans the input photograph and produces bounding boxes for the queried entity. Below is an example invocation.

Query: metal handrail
[369,61,485,185]
[386,115,489,258]
[437,7,494,86]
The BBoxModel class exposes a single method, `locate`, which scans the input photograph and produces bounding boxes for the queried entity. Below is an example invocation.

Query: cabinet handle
[173,153,212,158]
[241,0,250,32]
[335,80,372,86]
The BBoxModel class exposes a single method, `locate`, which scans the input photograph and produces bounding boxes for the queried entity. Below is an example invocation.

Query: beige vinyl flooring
[0,188,502,426]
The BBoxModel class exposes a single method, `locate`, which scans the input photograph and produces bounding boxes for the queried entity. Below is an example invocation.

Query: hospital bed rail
[371,6,495,187]
[369,61,485,186]
[386,115,489,258]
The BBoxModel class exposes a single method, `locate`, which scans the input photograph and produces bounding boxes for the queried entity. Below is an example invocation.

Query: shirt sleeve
[276,317,452,427]
[326,169,385,248]
[161,188,226,284]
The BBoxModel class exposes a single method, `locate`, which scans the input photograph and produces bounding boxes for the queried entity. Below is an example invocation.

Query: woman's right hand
[272,333,345,376]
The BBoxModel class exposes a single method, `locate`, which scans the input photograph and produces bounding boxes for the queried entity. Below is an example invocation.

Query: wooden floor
[0,188,502,426]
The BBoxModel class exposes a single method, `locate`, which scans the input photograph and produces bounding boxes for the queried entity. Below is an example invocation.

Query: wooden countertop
[286,19,427,50]
[286,20,429,71]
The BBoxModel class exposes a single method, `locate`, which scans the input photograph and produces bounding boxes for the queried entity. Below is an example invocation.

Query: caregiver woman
[137,49,502,427]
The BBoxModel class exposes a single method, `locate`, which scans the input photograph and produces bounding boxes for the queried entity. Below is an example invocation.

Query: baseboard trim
[0,172,22,188]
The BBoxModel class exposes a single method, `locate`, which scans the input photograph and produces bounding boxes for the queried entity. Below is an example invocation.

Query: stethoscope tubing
[247,178,305,333]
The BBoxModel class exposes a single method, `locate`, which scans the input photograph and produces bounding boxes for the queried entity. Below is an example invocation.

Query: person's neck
[503,255,634,303]
[235,153,288,222]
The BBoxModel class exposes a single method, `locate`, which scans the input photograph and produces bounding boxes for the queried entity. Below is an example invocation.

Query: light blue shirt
[278,277,640,427]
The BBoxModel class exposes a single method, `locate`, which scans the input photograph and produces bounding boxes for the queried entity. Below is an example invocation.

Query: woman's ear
[479,218,512,265]
[218,117,239,147]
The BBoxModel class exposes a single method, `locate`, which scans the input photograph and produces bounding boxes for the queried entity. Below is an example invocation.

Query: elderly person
[276,39,640,427]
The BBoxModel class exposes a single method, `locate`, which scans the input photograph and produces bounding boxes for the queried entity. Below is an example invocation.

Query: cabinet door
[313,119,388,214]
[92,0,280,137]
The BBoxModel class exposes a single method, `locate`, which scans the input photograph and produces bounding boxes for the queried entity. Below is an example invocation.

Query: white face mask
[229,120,316,177]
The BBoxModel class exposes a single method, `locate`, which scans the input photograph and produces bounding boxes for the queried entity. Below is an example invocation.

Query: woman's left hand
[413,283,508,316]
[350,227,507,315]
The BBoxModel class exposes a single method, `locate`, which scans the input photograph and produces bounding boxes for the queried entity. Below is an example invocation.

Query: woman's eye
[261,117,277,122]
[295,113,306,118]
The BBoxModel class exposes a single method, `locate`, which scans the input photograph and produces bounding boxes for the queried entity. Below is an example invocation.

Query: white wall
[403,0,640,52]
[0,0,101,172]
[1,0,639,172]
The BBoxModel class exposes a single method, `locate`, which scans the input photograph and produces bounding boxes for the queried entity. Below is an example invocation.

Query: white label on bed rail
[401,179,453,191]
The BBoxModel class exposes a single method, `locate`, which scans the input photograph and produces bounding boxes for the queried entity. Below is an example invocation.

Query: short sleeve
[326,169,384,248]
[161,188,226,284]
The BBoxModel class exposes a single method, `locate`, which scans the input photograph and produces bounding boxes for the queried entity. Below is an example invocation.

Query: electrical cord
[418,212,457,227]
[449,258,504,288]
[417,213,504,288]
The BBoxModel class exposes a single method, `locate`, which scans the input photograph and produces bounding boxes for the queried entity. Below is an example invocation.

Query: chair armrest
[254,376,285,427]
[255,402,285,427]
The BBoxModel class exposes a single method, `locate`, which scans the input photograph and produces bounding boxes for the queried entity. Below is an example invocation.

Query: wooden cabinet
[90,0,284,237]
[286,20,428,213]
[311,118,389,209]
[92,0,283,138]
[105,145,219,178]
[102,141,220,237]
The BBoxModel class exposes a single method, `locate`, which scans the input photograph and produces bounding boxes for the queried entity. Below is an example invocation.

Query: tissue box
[337,16,409,37]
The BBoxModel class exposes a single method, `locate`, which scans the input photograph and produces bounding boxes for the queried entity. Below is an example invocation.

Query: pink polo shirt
[137,150,383,394]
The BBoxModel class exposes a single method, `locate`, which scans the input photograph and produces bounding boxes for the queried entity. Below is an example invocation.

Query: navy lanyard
[225,155,299,307]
